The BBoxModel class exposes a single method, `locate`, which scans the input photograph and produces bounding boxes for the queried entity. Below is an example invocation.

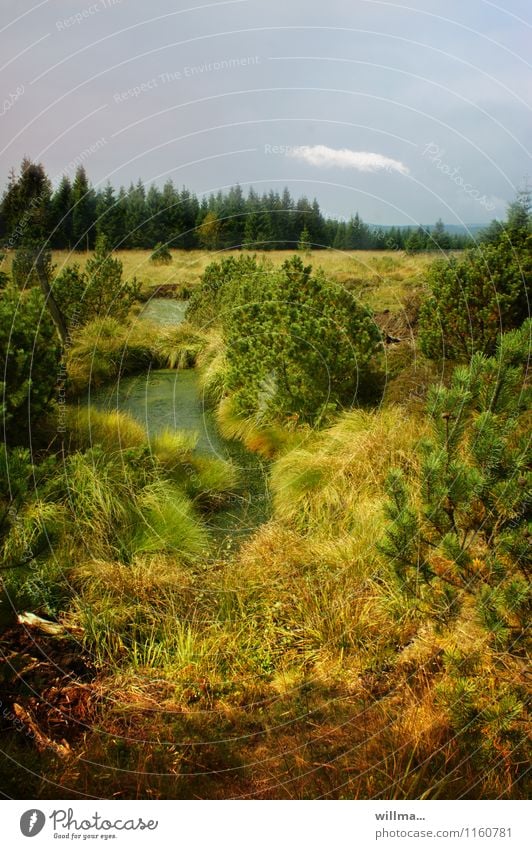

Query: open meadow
[3,248,435,312]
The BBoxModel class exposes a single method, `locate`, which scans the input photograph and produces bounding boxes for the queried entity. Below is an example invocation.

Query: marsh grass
[271,407,425,532]
[3,248,527,801]
[152,322,210,369]
[66,316,210,394]
[64,406,147,452]
[1,248,434,312]
[66,317,155,393]
[216,396,300,458]
[13,398,527,799]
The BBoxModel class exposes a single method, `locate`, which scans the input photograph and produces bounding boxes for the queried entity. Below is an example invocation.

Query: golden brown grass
[1,248,435,312]
[3,247,526,801]
[6,398,527,800]
[271,406,426,532]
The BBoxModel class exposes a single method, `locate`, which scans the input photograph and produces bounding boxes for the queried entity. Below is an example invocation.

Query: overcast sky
[1,0,530,225]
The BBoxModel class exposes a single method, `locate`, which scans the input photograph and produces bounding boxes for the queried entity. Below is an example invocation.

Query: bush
[419,200,530,361]
[186,254,263,328]
[223,256,381,424]
[53,235,140,329]
[0,285,61,443]
[150,242,172,265]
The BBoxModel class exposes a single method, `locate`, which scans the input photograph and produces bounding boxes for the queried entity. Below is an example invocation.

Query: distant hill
[371,223,488,236]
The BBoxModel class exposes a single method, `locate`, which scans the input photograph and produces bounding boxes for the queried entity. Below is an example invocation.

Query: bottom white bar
[3,800,529,848]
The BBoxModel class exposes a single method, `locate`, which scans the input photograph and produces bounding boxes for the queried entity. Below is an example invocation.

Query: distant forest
[1,159,475,253]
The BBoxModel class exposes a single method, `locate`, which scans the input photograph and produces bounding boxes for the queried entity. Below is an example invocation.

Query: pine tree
[419,197,530,361]
[74,234,140,320]
[381,321,531,785]
[150,242,172,265]
[224,255,381,423]
[96,182,126,249]
[71,166,96,251]
[50,176,74,249]
[0,283,62,442]
[297,226,311,252]
[381,320,531,606]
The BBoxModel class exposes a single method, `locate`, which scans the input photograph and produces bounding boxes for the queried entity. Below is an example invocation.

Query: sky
[1,0,530,226]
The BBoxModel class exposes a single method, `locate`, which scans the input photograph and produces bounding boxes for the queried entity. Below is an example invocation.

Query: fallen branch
[12,703,71,758]
[17,612,67,636]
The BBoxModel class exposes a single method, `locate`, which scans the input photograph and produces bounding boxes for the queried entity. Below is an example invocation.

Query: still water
[91,301,271,545]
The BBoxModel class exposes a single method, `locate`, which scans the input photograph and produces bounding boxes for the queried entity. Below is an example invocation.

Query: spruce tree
[96,182,126,249]
[50,176,74,249]
[297,226,311,252]
[1,159,52,244]
[71,166,96,251]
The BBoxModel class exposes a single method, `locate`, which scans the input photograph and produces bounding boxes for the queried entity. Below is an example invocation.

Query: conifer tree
[297,226,311,252]
[71,166,96,251]
[1,159,52,243]
[96,183,126,248]
[50,175,74,249]
[381,320,531,609]
[381,322,530,782]
[419,194,530,361]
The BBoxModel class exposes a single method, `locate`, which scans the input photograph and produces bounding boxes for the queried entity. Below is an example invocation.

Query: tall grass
[8,397,527,800]
[130,480,208,558]
[67,317,155,393]
[49,439,214,566]
[216,396,298,458]
[66,316,209,394]
[64,409,239,508]
[22,248,435,312]
[271,406,425,532]
[64,406,147,452]
[152,322,209,369]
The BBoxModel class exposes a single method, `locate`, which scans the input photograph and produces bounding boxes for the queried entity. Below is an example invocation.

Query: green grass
[66,314,210,393]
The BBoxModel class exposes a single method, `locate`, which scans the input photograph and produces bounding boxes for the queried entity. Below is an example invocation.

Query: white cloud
[288,145,409,175]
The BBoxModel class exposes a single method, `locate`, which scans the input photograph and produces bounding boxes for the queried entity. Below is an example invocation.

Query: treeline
[0,159,473,253]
